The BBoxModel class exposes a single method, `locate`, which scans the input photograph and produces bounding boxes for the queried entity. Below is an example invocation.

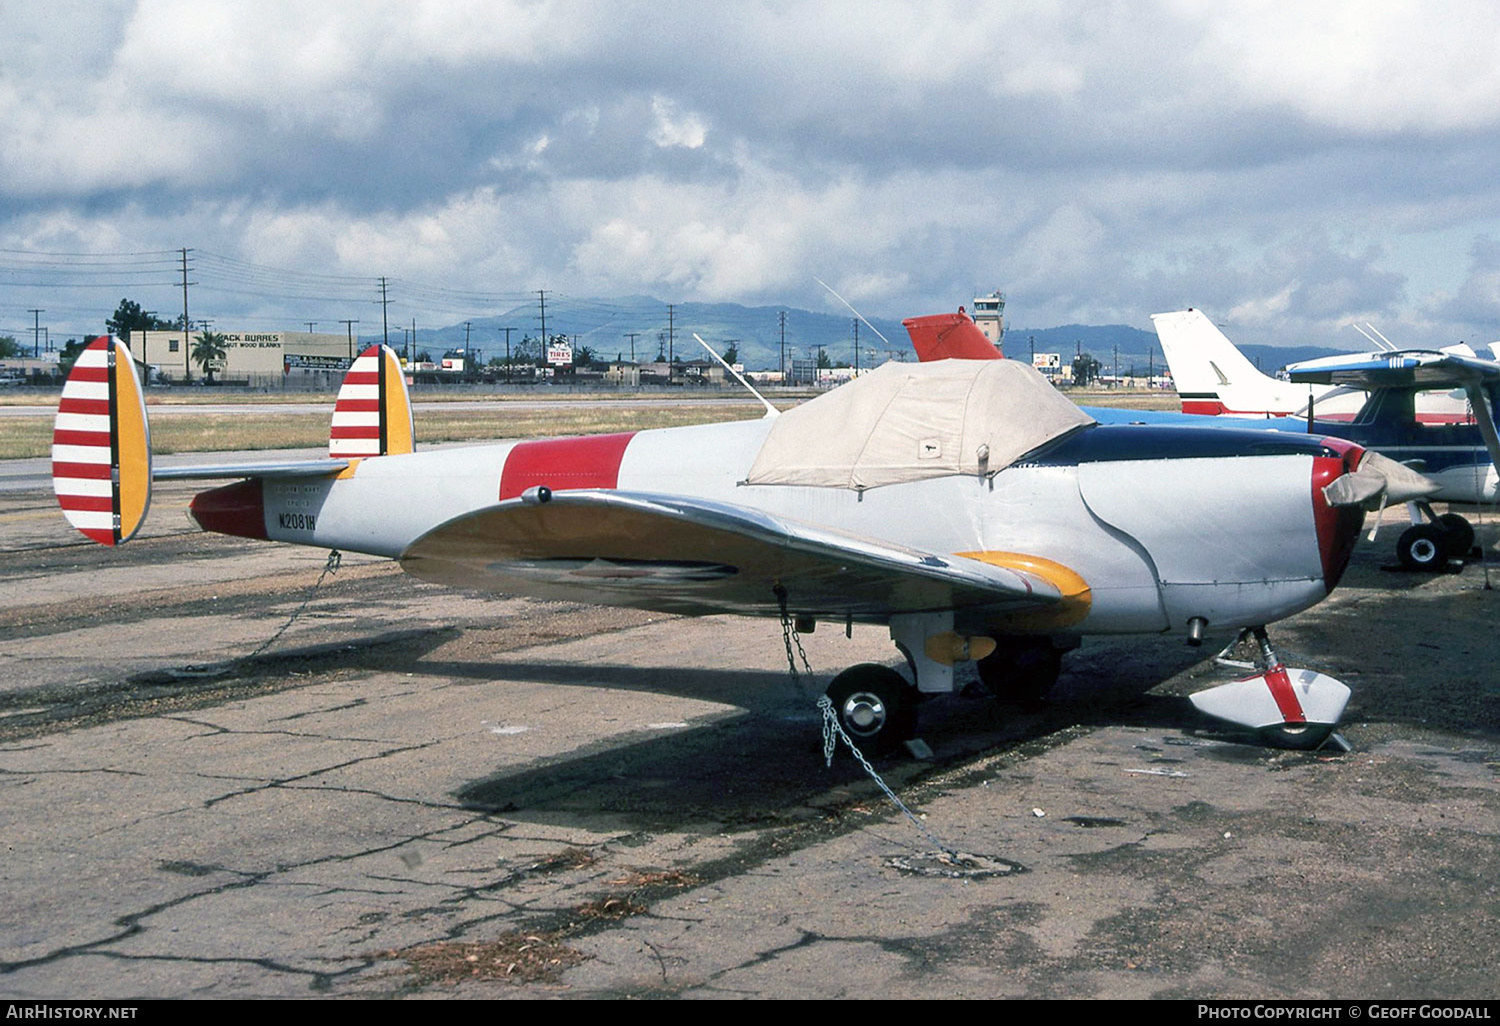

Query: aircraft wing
[1286,350,1500,389]
[400,489,1073,622]
[1288,350,1500,470]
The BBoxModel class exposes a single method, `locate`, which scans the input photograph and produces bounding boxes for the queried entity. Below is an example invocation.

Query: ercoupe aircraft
[54,336,1429,752]
[1148,309,1500,569]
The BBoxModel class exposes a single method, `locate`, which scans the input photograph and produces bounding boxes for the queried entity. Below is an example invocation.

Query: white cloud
[8,1,1500,346]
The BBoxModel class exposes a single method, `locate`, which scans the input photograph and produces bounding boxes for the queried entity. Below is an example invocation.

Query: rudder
[52,336,152,545]
[330,344,414,458]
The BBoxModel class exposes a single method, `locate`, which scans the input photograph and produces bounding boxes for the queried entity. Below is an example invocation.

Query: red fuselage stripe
[499,432,637,500]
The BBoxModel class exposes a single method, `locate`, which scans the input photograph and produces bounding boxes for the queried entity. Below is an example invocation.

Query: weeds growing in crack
[386,934,588,985]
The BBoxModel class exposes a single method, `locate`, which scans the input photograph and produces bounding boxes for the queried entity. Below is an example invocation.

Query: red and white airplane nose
[1309,439,1368,594]
[1310,437,1443,592]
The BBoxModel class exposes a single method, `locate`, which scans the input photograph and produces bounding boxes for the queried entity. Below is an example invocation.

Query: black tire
[1259,721,1335,751]
[1398,524,1448,571]
[976,639,1063,706]
[825,663,915,755]
[1437,513,1475,558]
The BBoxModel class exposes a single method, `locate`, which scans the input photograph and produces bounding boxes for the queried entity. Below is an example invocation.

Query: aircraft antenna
[1352,323,1396,351]
[814,277,892,348]
[693,333,778,418]
[1365,324,1399,350]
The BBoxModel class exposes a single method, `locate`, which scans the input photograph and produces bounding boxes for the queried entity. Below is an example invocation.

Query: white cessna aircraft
[54,336,1430,752]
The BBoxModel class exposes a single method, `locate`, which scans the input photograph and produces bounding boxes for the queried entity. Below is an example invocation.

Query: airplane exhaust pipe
[1186,616,1207,647]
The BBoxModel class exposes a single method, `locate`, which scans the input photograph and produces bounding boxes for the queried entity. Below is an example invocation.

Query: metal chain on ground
[243,549,343,660]
[772,583,958,857]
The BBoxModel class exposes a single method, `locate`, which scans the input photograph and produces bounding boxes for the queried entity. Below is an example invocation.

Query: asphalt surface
[1,467,1497,999]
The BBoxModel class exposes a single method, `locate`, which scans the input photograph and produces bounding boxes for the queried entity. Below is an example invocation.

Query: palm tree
[191,330,227,384]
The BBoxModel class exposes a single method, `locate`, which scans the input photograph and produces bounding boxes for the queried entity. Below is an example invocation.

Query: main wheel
[824,663,915,755]
[1259,721,1335,751]
[976,639,1063,707]
[1398,524,1448,571]
[1437,513,1476,558]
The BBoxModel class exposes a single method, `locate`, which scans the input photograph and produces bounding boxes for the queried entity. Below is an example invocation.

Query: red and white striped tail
[52,336,152,546]
[329,344,414,458]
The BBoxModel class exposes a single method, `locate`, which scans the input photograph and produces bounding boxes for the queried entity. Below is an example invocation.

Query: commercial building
[136,329,361,387]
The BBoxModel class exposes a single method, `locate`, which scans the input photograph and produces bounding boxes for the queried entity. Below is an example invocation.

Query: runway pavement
[0,465,1497,999]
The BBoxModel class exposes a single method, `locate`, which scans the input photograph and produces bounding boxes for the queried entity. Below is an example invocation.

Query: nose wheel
[976,638,1064,708]
[1399,508,1476,571]
[825,663,917,755]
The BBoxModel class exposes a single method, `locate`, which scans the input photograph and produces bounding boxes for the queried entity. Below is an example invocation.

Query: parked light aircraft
[1150,309,1500,569]
[1151,308,1477,423]
[55,336,1433,752]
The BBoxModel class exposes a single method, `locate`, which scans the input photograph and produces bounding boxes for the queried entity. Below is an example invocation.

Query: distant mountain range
[390,296,1354,373]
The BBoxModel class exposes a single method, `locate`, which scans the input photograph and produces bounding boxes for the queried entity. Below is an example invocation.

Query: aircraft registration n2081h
[54,336,1429,752]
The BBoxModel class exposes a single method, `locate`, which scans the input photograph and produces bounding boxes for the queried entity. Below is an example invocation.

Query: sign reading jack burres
[137,328,356,386]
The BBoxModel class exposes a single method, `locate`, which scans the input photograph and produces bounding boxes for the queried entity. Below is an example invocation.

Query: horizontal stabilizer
[154,460,350,481]
[53,336,151,545]
[401,488,1071,621]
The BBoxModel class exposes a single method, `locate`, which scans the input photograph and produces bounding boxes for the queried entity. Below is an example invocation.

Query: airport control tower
[972,290,1005,357]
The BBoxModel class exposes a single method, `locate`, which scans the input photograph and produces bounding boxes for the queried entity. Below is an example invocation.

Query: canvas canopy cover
[746,359,1095,490]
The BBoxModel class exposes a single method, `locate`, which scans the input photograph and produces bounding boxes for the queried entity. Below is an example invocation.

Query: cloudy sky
[5,0,1500,349]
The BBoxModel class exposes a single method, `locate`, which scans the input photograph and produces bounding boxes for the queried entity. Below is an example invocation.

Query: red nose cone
[1311,439,1367,593]
[190,479,267,540]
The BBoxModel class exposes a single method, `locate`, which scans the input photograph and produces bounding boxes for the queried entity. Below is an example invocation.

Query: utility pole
[464,321,471,349]
[340,319,359,359]
[410,317,416,365]
[180,248,193,380]
[537,289,547,355]
[781,313,789,373]
[378,277,390,347]
[306,321,317,334]
[667,304,676,365]
[499,326,515,383]
[624,332,639,365]
[28,309,43,358]
[852,318,860,374]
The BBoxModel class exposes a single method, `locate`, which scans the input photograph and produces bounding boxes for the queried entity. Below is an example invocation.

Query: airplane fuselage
[191,419,1364,641]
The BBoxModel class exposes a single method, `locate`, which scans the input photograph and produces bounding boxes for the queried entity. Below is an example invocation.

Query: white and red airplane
[54,335,1430,752]
[1150,307,1485,424]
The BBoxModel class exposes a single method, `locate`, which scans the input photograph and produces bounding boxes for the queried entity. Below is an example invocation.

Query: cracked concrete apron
[0,476,1497,998]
